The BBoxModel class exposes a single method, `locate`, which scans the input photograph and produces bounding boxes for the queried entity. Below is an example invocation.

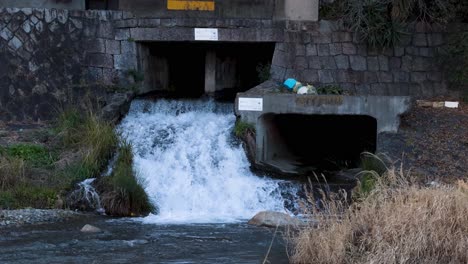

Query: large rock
[248,211,302,228]
[80,224,102,233]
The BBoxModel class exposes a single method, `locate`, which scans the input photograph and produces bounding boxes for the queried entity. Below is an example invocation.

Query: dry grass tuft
[289,168,468,264]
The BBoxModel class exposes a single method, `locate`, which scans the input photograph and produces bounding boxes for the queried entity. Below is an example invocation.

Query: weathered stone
[115,29,130,40]
[318,70,335,83]
[115,19,138,28]
[378,56,389,71]
[138,18,160,27]
[70,18,83,29]
[367,57,379,72]
[342,43,356,55]
[270,65,286,80]
[406,48,419,57]
[378,72,393,83]
[301,69,319,83]
[21,20,32,33]
[335,70,348,82]
[427,33,444,46]
[357,44,367,56]
[57,9,68,24]
[413,57,432,71]
[329,43,342,55]
[86,67,104,82]
[114,53,137,70]
[34,21,44,32]
[32,84,47,95]
[393,72,410,82]
[96,22,113,38]
[419,48,434,57]
[295,44,306,56]
[294,56,307,69]
[48,21,60,33]
[308,56,321,69]
[332,32,352,42]
[0,27,13,41]
[389,57,401,70]
[248,211,303,228]
[413,33,427,47]
[81,224,102,233]
[319,56,336,69]
[105,39,120,55]
[8,36,22,50]
[411,72,427,83]
[427,72,442,82]
[364,72,378,83]
[349,56,367,71]
[318,44,330,56]
[401,56,413,72]
[370,83,388,95]
[312,34,331,44]
[394,47,405,57]
[85,53,113,68]
[121,41,136,54]
[305,43,317,56]
[85,38,106,53]
[44,9,56,23]
[334,55,349,69]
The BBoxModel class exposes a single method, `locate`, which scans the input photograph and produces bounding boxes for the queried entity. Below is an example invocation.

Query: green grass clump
[0,156,26,190]
[354,152,390,199]
[56,108,118,181]
[234,120,255,138]
[5,144,56,168]
[101,141,154,217]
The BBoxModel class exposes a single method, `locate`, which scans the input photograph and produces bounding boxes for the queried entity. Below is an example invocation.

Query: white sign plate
[445,101,459,108]
[238,98,263,111]
[194,28,218,41]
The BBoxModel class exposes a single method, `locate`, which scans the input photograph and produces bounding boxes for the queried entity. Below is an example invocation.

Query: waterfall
[117,99,292,223]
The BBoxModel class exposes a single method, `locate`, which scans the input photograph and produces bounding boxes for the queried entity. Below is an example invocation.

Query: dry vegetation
[288,166,468,264]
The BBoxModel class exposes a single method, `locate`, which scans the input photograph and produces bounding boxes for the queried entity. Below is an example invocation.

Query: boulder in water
[248,211,302,228]
[80,224,102,233]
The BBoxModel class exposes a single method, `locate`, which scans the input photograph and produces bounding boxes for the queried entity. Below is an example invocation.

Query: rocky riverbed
[0,209,84,227]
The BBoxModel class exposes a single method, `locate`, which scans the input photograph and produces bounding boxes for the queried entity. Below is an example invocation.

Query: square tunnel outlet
[138,42,275,100]
[259,113,378,174]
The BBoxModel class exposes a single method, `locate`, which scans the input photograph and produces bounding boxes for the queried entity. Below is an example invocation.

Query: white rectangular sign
[238,98,263,111]
[445,101,459,108]
[194,28,218,41]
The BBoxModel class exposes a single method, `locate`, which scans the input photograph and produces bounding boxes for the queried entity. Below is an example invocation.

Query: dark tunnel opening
[260,114,377,174]
[139,42,275,100]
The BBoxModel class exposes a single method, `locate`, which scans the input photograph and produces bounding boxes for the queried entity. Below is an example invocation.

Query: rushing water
[117,99,294,224]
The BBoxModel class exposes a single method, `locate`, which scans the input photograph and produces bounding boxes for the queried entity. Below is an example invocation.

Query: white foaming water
[117,99,289,224]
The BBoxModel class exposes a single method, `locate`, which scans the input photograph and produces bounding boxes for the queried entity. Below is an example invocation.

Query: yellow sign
[167,0,215,11]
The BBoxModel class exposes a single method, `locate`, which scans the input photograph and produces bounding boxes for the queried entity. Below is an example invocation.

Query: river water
[0,216,289,263]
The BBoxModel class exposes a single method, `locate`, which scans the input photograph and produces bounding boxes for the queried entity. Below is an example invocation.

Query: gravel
[0,209,83,227]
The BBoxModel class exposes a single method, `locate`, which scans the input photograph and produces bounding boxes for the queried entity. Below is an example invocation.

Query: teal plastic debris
[283,78,296,90]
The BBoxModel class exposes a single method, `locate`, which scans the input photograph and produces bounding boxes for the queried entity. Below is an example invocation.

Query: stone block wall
[270,21,455,96]
[0,8,138,121]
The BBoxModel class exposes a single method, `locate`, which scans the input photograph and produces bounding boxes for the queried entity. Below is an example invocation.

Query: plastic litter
[297,86,309,94]
[283,78,297,90]
[292,82,303,93]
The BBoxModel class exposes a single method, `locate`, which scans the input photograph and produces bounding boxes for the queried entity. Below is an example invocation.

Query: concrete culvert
[258,113,377,175]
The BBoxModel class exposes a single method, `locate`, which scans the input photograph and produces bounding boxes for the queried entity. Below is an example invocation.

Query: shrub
[317,85,343,95]
[101,141,154,216]
[440,32,468,95]
[234,120,255,138]
[288,168,468,264]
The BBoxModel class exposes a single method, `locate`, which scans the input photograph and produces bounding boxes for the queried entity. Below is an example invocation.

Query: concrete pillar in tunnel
[205,51,216,94]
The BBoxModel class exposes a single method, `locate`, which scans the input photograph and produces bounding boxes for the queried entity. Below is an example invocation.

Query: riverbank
[0,209,84,228]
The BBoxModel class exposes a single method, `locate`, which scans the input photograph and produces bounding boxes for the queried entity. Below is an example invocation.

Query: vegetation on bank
[288,156,468,263]
[0,108,153,216]
[233,120,256,138]
[99,140,154,216]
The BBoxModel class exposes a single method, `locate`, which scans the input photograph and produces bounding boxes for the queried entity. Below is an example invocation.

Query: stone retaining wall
[0,8,461,121]
[270,21,461,96]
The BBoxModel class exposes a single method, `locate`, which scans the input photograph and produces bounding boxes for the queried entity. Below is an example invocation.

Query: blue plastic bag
[283,78,297,90]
